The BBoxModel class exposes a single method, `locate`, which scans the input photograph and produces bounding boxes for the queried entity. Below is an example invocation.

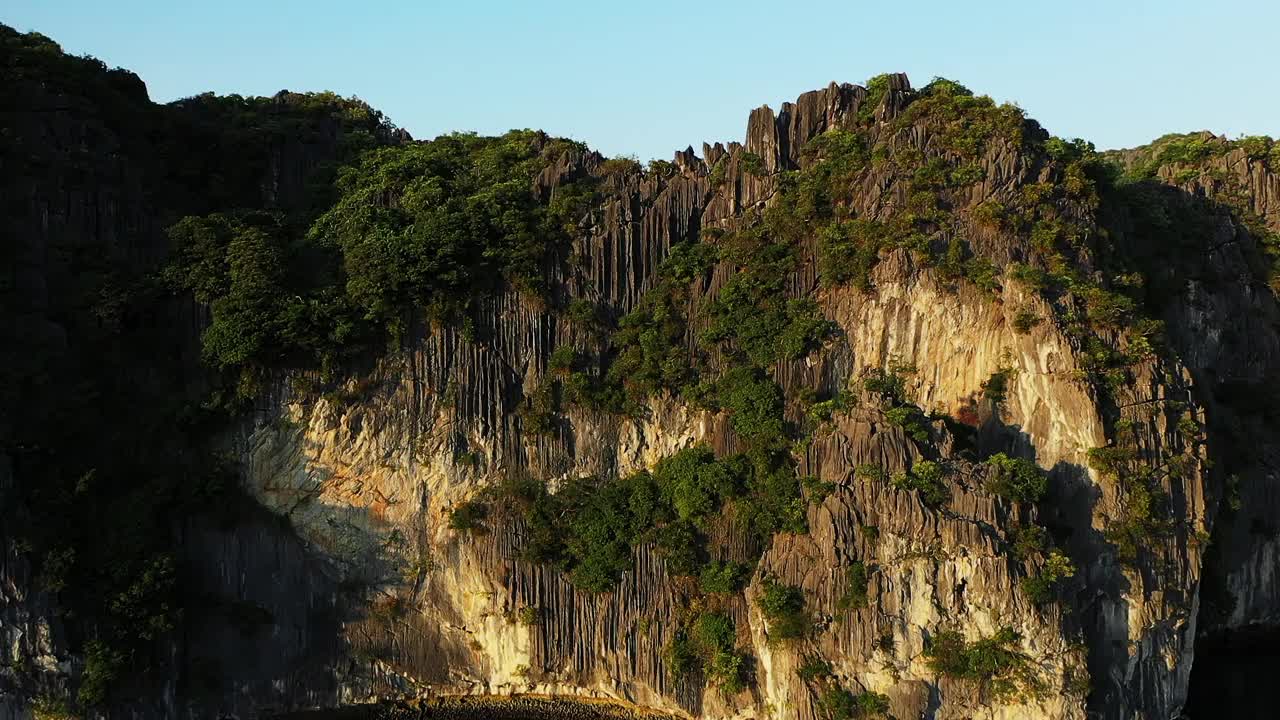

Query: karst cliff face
[4,25,1280,720]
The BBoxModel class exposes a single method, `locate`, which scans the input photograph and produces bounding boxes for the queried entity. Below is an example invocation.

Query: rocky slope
[4,25,1280,720]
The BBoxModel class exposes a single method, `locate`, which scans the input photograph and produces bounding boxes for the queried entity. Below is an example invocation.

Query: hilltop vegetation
[5,21,1278,714]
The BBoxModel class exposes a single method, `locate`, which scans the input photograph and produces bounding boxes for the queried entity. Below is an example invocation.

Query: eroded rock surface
[4,28,1280,720]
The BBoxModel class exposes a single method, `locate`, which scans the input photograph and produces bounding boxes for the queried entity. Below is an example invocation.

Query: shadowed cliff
[3,22,1280,720]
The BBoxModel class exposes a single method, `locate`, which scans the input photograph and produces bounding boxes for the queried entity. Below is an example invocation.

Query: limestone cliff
[4,25,1280,720]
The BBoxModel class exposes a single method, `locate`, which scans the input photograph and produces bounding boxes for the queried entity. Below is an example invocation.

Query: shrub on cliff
[700,560,752,594]
[653,446,744,523]
[1088,446,1173,564]
[605,282,694,408]
[166,211,372,399]
[984,453,1048,504]
[561,472,669,592]
[665,610,749,694]
[447,500,488,532]
[819,685,891,720]
[1021,549,1076,604]
[310,131,593,323]
[1012,307,1041,334]
[884,405,931,443]
[756,575,808,641]
[703,230,835,365]
[817,219,893,291]
[925,627,1042,700]
[891,461,950,507]
[660,240,719,282]
[716,367,786,444]
[168,130,599,400]
[738,151,767,176]
[980,368,1013,405]
[797,655,832,681]
[836,561,871,612]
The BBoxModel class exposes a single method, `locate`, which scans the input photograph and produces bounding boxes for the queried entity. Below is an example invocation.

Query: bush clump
[506,440,810,590]
[700,560,753,594]
[756,575,809,641]
[1087,446,1173,564]
[891,461,950,507]
[715,367,787,444]
[984,453,1048,504]
[925,627,1042,700]
[448,500,489,532]
[819,685,892,720]
[836,561,871,612]
[667,610,750,694]
[1020,550,1076,604]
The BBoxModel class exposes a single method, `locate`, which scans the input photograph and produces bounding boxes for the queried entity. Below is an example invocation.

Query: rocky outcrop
[5,24,1280,720]
[197,79,1253,720]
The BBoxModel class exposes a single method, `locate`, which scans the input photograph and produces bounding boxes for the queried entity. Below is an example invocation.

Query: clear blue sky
[7,0,1278,160]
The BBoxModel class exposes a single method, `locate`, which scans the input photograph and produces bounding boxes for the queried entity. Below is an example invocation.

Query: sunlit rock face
[205,78,1272,720]
[4,30,1280,720]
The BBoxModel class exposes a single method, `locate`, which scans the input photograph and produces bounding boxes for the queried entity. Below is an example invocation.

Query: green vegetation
[797,655,833,680]
[818,685,892,720]
[166,130,597,402]
[855,464,888,482]
[925,628,1042,700]
[807,385,857,425]
[491,441,807,591]
[558,471,676,591]
[891,461,950,508]
[707,157,729,187]
[548,345,579,374]
[313,131,590,321]
[739,151,767,176]
[666,610,750,694]
[981,367,1014,405]
[884,405,931,442]
[1110,132,1239,181]
[862,364,910,400]
[600,155,642,176]
[860,363,934,444]
[30,695,76,720]
[796,650,889,720]
[1011,307,1041,334]
[716,366,786,443]
[448,500,488,532]
[654,447,743,524]
[1010,524,1050,560]
[1088,446,1173,564]
[596,251,700,411]
[858,74,893,123]
[818,219,908,291]
[756,575,809,641]
[894,77,1027,157]
[700,560,753,594]
[660,240,719,282]
[984,453,1048,504]
[1021,550,1076,604]
[703,229,835,366]
[855,363,936,443]
[810,78,1029,293]
[836,562,871,612]
[518,381,563,435]
[565,298,607,336]
[164,210,366,397]
[78,641,126,707]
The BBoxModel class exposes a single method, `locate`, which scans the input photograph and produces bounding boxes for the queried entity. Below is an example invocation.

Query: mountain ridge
[3,22,1280,720]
